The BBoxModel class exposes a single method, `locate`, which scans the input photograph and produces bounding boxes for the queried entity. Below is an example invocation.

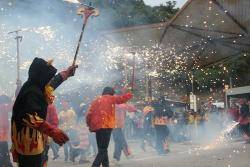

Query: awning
[160,0,250,68]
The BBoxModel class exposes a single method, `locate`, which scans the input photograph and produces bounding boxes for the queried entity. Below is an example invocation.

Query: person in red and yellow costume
[11,57,77,167]
[0,95,13,167]
[86,87,133,167]
[152,97,173,155]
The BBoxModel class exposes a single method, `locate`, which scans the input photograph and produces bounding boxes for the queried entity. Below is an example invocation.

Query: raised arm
[114,93,133,104]
[50,65,78,90]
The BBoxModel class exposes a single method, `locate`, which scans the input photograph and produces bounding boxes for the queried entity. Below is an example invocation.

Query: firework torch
[72,3,99,65]
[131,52,136,91]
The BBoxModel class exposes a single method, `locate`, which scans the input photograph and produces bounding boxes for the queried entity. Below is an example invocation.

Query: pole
[191,74,194,94]
[15,32,22,82]
[72,4,99,65]
[229,77,233,88]
[124,56,128,86]
[72,18,88,65]
[131,52,136,91]
[224,85,229,109]
[8,30,22,96]
[225,91,228,109]
[145,74,149,101]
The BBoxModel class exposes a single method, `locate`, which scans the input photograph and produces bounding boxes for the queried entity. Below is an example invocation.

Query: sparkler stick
[131,52,136,91]
[72,3,99,65]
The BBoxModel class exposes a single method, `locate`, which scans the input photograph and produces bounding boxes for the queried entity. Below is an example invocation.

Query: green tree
[91,0,178,29]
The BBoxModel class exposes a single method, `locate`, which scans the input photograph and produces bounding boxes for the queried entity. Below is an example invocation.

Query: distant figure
[0,95,13,167]
[70,118,90,164]
[59,101,77,162]
[86,87,133,167]
[152,98,173,155]
[43,102,60,165]
[228,102,240,122]
[112,103,136,164]
[140,105,154,151]
[238,99,250,140]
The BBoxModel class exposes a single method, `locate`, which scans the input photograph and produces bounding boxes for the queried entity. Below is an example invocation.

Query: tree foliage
[90,0,178,29]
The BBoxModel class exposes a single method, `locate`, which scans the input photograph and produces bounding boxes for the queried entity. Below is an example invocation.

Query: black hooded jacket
[11,57,65,155]
[12,58,57,125]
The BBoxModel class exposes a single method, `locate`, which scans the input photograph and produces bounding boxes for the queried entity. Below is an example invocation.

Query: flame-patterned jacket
[11,58,64,155]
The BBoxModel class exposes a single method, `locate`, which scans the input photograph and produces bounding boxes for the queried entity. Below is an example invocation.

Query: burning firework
[201,121,239,151]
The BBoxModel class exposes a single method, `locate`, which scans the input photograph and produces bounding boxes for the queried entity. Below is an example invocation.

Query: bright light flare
[63,0,80,4]
[201,121,239,151]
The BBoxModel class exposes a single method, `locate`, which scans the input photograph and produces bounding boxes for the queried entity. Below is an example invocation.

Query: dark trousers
[240,123,250,137]
[113,128,129,161]
[155,125,169,154]
[64,129,74,161]
[0,141,13,167]
[50,142,59,157]
[71,148,86,162]
[63,142,72,161]
[92,128,112,167]
[143,127,154,142]
[18,154,42,167]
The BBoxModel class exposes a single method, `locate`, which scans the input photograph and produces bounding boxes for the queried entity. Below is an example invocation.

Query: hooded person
[86,87,133,167]
[11,57,77,167]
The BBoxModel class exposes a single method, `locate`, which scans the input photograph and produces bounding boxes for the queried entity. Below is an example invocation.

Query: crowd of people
[0,57,250,167]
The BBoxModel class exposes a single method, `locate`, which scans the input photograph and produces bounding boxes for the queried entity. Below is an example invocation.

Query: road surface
[47,140,250,167]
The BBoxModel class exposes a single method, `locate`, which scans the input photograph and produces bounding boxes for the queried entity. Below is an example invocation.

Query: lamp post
[8,30,23,97]
[224,84,229,109]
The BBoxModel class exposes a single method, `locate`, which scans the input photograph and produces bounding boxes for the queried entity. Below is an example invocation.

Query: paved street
[47,140,250,167]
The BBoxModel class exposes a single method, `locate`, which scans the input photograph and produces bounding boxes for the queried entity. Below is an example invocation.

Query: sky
[144,0,187,7]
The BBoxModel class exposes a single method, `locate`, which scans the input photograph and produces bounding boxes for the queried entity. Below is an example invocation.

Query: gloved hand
[60,65,78,81]
[38,121,69,146]
[50,128,69,146]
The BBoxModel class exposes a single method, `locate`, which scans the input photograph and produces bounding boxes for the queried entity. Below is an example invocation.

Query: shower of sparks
[23,26,56,41]
[0,0,246,99]
[201,121,239,151]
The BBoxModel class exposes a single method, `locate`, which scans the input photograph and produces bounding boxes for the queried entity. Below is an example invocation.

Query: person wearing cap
[86,87,133,167]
